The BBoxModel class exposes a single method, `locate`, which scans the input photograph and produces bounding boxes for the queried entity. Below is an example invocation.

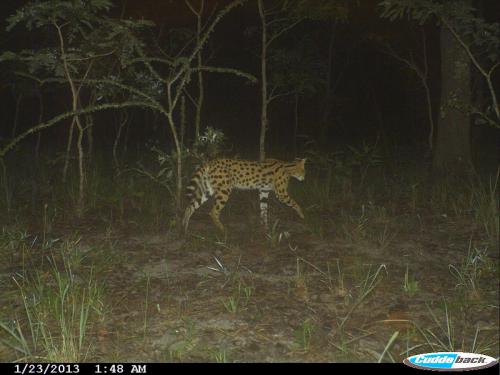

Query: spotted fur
[183,158,306,232]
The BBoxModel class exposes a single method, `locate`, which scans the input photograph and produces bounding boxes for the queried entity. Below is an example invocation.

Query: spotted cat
[182,158,306,232]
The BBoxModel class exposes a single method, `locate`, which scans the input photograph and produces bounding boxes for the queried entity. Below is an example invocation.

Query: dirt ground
[1,196,498,363]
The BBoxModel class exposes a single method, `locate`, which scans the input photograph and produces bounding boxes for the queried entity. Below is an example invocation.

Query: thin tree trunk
[194,55,204,143]
[423,81,434,151]
[195,64,204,140]
[166,113,183,212]
[86,114,93,163]
[35,133,42,166]
[422,34,434,152]
[76,119,85,216]
[62,118,75,183]
[293,92,299,157]
[86,91,96,163]
[185,0,205,148]
[1,160,10,213]
[33,90,43,214]
[113,111,128,169]
[35,89,43,166]
[433,25,472,172]
[321,21,335,139]
[122,115,130,159]
[11,93,23,138]
[54,21,86,213]
[195,1,204,142]
[386,30,434,153]
[420,29,434,153]
[180,95,186,147]
[258,0,268,161]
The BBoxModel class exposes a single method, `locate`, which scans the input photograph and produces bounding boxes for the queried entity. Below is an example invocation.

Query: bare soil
[1,199,498,363]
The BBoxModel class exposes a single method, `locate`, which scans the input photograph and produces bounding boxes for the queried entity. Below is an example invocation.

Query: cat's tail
[182,165,211,233]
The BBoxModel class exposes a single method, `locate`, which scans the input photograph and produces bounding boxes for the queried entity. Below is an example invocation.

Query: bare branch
[65,49,116,62]
[488,61,500,77]
[80,78,164,110]
[182,87,199,108]
[169,0,247,113]
[268,89,295,103]
[127,56,175,68]
[383,44,425,81]
[441,17,499,120]
[421,28,428,77]
[192,65,257,83]
[76,59,94,97]
[267,18,301,46]
[0,101,153,158]
[382,40,434,150]
[185,0,204,17]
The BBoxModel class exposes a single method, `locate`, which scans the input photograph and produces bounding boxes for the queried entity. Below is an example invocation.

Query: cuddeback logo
[404,352,498,371]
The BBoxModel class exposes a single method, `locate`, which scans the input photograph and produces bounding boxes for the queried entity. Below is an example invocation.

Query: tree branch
[268,89,295,103]
[267,18,301,46]
[192,65,256,82]
[0,101,153,158]
[441,16,499,120]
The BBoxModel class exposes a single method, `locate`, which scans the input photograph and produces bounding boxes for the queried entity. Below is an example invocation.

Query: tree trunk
[258,0,268,161]
[11,93,23,138]
[293,92,299,157]
[194,4,204,143]
[433,25,472,172]
[76,119,85,217]
[421,30,434,153]
[113,111,127,170]
[185,0,205,145]
[86,114,93,163]
[166,111,183,213]
[62,119,75,183]
[320,21,335,140]
[423,80,434,152]
[35,89,43,167]
[86,91,97,164]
